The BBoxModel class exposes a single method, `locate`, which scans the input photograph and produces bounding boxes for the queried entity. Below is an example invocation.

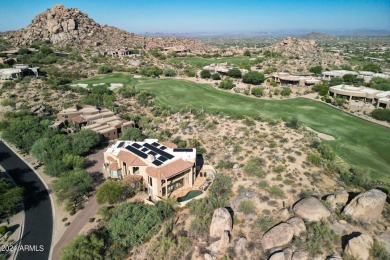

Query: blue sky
[0,0,389,33]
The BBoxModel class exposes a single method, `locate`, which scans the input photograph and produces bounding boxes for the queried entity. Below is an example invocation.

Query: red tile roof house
[103,139,197,201]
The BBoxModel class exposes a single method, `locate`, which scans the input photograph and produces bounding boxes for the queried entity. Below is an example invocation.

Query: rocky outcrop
[326,191,349,209]
[234,237,247,255]
[344,234,373,260]
[264,37,346,70]
[209,208,232,239]
[1,4,210,52]
[261,223,294,250]
[293,197,331,221]
[286,217,306,237]
[378,233,390,254]
[343,189,386,221]
[208,231,230,254]
[291,249,309,260]
[268,248,293,260]
[278,208,290,221]
[326,253,343,260]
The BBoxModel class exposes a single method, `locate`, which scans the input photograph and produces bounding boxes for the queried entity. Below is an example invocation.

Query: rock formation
[293,197,331,221]
[343,189,386,221]
[209,208,232,239]
[326,191,349,209]
[344,233,373,260]
[1,4,210,52]
[261,223,294,250]
[286,217,306,237]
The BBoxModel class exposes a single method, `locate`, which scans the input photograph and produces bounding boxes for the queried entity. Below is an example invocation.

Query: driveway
[0,141,53,260]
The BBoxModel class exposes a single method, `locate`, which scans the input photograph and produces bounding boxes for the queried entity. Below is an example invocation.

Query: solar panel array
[173,148,193,152]
[125,145,148,159]
[123,142,175,166]
[117,142,125,148]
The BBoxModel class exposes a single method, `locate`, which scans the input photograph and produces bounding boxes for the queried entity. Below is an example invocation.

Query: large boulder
[343,189,386,221]
[208,231,230,254]
[344,234,373,260]
[234,237,247,255]
[277,208,290,221]
[261,223,294,250]
[293,197,331,221]
[378,233,390,254]
[326,191,349,209]
[286,217,306,237]
[291,249,309,260]
[209,208,232,238]
[268,248,293,260]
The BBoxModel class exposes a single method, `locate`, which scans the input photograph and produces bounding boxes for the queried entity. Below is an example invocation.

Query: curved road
[0,141,53,260]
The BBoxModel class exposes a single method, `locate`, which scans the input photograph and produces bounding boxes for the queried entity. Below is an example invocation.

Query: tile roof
[108,162,120,171]
[146,159,194,179]
[117,150,148,166]
[106,156,116,162]
[124,174,143,183]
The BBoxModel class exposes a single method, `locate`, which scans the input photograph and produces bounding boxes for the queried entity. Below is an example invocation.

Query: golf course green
[78,74,390,183]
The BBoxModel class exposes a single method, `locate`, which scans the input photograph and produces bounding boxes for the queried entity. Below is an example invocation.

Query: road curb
[1,140,56,260]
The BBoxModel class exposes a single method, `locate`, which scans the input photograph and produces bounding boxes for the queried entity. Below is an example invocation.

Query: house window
[133,167,139,174]
[148,177,153,187]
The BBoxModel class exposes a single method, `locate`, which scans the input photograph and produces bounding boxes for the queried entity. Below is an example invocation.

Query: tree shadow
[0,152,11,163]
[7,224,20,234]
[90,171,105,187]
[84,159,97,169]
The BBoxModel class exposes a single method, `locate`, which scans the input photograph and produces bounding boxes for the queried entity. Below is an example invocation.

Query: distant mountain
[0,4,210,51]
[298,32,336,40]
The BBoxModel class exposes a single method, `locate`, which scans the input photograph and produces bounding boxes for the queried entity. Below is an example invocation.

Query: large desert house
[103,139,199,200]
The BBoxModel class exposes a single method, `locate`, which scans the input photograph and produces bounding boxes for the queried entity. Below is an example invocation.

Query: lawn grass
[78,75,390,183]
[169,56,261,68]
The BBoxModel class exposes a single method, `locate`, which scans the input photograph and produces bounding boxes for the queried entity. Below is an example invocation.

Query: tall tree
[0,178,23,220]
[61,234,105,260]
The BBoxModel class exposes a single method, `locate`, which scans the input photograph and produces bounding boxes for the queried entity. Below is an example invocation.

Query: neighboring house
[203,63,248,76]
[0,64,40,80]
[103,139,197,200]
[55,105,134,139]
[271,72,321,86]
[103,48,133,57]
[329,84,390,108]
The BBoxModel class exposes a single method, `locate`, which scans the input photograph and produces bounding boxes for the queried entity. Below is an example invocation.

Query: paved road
[0,141,53,260]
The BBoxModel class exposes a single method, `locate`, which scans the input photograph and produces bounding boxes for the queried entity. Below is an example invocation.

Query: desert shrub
[304,221,337,257]
[211,73,221,80]
[280,88,292,96]
[242,71,265,85]
[200,70,211,79]
[307,152,322,167]
[369,239,390,259]
[243,157,266,178]
[372,108,390,122]
[268,185,285,199]
[97,64,112,74]
[253,216,276,231]
[219,78,235,89]
[258,180,269,189]
[216,160,234,170]
[227,68,242,78]
[0,226,7,236]
[238,200,256,214]
[285,116,300,129]
[205,121,217,130]
[317,143,336,161]
[251,87,264,97]
[273,164,286,173]
[163,68,176,77]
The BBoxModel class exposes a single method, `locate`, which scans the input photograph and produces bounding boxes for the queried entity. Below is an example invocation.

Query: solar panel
[117,142,125,148]
[125,145,148,159]
[141,148,148,152]
[151,142,160,147]
[152,160,163,166]
[132,143,142,149]
[159,156,168,162]
[148,151,157,156]
[173,148,193,152]
[143,143,174,159]
[160,146,167,150]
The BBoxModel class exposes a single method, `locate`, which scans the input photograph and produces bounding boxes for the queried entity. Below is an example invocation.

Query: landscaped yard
[169,56,262,68]
[78,75,390,183]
